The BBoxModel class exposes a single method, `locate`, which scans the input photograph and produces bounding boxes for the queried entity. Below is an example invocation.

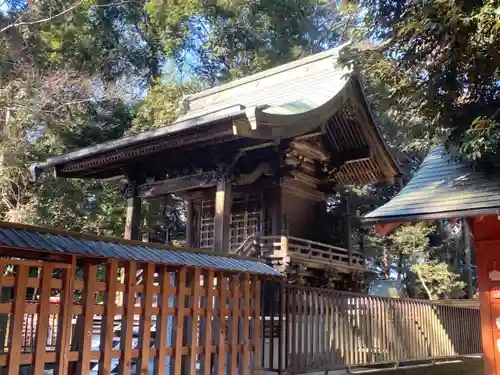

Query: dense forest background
[2,0,498,299]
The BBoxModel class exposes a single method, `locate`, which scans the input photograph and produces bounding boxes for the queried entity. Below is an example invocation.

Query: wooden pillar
[186,199,194,247]
[214,177,232,252]
[124,181,141,241]
[264,186,282,236]
[344,193,353,266]
[463,218,474,299]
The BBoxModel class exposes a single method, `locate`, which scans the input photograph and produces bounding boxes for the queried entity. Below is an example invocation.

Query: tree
[341,0,500,160]
[362,221,467,299]
[146,0,358,83]
[0,0,164,234]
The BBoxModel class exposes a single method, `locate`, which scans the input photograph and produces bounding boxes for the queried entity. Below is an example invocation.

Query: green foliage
[384,223,465,299]
[146,0,357,82]
[342,0,500,160]
[129,81,200,135]
[0,0,160,234]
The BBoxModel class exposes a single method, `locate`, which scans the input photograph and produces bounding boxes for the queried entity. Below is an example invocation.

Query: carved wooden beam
[290,141,329,162]
[137,172,218,198]
[235,162,273,185]
[137,162,275,199]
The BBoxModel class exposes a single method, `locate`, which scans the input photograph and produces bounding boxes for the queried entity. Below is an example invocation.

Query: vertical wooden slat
[7,264,29,375]
[296,288,303,372]
[366,297,373,364]
[350,296,356,364]
[379,299,386,362]
[173,268,187,375]
[33,264,54,375]
[119,261,136,375]
[217,274,227,375]
[190,268,201,375]
[77,262,97,375]
[253,277,261,375]
[353,298,359,365]
[155,266,170,375]
[268,283,275,370]
[229,276,239,375]
[337,294,342,365]
[99,260,119,375]
[314,290,320,367]
[424,302,431,357]
[305,290,310,370]
[422,303,431,358]
[317,291,323,367]
[416,301,423,360]
[138,263,155,374]
[284,285,289,373]
[202,270,214,375]
[326,292,333,368]
[242,273,251,375]
[56,256,76,375]
[290,287,297,374]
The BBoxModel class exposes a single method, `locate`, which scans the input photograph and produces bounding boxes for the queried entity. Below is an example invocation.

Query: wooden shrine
[34,46,400,288]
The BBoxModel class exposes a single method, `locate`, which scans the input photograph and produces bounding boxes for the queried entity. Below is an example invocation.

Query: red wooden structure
[364,146,500,375]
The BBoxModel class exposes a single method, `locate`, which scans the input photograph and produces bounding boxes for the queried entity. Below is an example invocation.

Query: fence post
[278,281,285,375]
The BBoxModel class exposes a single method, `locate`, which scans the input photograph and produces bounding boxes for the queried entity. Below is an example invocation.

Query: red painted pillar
[472,215,500,375]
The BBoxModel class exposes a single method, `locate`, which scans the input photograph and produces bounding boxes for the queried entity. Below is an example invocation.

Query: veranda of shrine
[0,46,483,375]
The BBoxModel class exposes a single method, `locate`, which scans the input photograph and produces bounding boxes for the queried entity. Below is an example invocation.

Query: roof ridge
[183,42,350,105]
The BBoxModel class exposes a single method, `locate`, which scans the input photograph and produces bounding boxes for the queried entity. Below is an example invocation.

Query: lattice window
[198,194,262,252]
[230,194,262,251]
[200,199,215,250]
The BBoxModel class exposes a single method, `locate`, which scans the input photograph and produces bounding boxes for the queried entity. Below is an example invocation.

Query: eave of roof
[363,146,500,224]
[33,42,399,184]
[36,104,245,171]
[0,221,281,276]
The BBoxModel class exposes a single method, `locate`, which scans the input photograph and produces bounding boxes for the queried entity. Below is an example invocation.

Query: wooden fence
[261,284,482,374]
[0,256,262,375]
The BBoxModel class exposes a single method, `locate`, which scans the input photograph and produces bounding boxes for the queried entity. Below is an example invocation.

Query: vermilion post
[471,215,500,375]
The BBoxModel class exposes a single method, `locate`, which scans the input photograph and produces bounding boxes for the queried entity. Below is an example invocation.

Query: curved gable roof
[34,44,399,184]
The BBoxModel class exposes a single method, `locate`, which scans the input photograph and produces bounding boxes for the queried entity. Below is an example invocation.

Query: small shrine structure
[34,46,400,287]
[363,145,500,375]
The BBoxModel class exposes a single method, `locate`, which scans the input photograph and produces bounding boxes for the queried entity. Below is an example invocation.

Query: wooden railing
[259,235,364,269]
[0,257,263,375]
[261,283,482,374]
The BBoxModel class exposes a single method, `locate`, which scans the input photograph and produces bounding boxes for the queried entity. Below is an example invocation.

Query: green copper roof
[364,146,500,223]
[34,43,399,183]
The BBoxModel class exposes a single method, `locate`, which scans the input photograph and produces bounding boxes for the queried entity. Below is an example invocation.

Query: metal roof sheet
[176,44,350,125]
[0,223,281,276]
[364,146,500,223]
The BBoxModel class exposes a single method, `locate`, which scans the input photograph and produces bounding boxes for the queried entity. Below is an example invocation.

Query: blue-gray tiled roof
[364,146,500,223]
[0,223,281,276]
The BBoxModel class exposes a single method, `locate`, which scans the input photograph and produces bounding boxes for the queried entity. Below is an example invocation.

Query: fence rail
[0,265,483,375]
[261,283,482,374]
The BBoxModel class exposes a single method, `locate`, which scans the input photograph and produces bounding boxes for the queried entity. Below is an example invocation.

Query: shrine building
[33,45,400,288]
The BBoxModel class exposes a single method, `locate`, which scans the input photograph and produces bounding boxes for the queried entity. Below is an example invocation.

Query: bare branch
[1,1,84,33]
[1,0,138,33]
